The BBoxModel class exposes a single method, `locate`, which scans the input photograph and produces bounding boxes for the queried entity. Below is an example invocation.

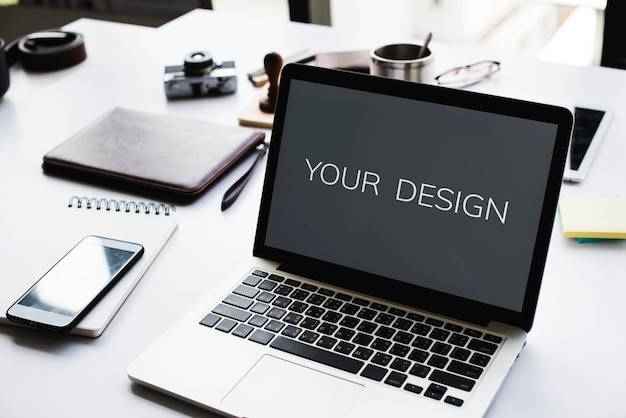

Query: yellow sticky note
[558,195,626,239]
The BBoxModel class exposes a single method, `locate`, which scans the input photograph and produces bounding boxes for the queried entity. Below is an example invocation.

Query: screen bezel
[6,235,144,331]
[254,64,573,332]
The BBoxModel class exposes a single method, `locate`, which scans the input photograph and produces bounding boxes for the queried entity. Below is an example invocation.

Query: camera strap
[5,30,86,71]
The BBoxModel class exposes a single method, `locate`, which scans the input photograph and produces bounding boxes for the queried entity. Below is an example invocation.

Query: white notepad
[0,196,178,337]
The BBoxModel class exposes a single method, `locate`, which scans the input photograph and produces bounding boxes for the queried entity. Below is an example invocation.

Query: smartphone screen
[570,107,606,170]
[7,235,143,331]
[563,106,611,182]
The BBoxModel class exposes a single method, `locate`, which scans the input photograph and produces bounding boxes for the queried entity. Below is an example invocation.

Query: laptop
[128,64,573,418]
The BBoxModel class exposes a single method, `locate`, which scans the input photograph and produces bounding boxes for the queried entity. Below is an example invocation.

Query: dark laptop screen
[256,65,571,329]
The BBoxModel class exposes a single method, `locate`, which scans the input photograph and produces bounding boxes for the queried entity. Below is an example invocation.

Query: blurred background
[0,0,618,68]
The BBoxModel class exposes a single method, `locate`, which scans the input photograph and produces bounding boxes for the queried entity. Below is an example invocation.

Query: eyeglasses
[434,60,500,89]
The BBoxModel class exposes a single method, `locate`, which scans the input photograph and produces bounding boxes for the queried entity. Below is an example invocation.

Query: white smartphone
[6,235,144,332]
[563,105,612,182]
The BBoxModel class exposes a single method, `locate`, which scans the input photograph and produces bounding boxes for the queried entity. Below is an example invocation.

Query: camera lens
[183,51,214,73]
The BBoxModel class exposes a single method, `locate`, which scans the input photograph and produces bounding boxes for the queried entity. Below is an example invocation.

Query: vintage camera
[164,51,237,99]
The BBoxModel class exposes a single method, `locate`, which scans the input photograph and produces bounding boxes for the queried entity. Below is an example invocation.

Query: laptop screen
[255,64,572,331]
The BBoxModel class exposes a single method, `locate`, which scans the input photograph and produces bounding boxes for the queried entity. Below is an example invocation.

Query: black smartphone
[563,105,612,182]
[6,235,144,332]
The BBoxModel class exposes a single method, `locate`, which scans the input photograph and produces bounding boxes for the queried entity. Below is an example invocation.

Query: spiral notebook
[0,196,178,337]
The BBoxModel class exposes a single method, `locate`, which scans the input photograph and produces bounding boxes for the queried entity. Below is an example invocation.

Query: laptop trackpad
[221,355,364,418]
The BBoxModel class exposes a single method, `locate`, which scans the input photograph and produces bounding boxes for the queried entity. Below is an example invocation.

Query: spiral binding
[67,196,175,216]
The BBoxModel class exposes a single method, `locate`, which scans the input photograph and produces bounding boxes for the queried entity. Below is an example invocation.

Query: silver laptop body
[128,63,573,418]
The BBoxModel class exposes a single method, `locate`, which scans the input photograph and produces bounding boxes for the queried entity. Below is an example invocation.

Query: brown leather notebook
[43,108,265,202]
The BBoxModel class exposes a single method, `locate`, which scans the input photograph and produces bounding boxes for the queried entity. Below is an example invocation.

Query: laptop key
[316,336,337,349]
[392,318,413,331]
[353,333,373,346]
[233,324,254,338]
[404,383,423,394]
[258,280,278,291]
[430,369,475,392]
[318,288,335,297]
[249,315,268,327]
[301,283,318,292]
[265,320,285,333]
[356,321,377,334]
[233,284,259,299]
[334,341,355,355]
[268,274,284,282]
[289,301,308,313]
[384,371,407,387]
[484,333,503,344]
[335,327,356,341]
[299,331,319,344]
[335,292,352,301]
[339,317,359,329]
[449,333,470,347]
[448,360,483,379]
[274,284,294,296]
[445,396,464,407]
[357,308,376,320]
[375,313,394,325]
[352,347,374,361]
[283,312,304,325]
[424,383,447,400]
[470,353,491,367]
[468,338,498,355]
[360,364,387,381]
[339,303,359,315]
[216,318,237,333]
[390,358,411,372]
[371,352,392,366]
[317,322,338,335]
[408,348,429,363]
[249,329,275,345]
[270,336,364,374]
[223,294,254,310]
[322,298,342,310]
[389,308,407,317]
[250,302,270,314]
[272,296,291,308]
[428,354,449,369]
[409,364,431,378]
[199,313,220,328]
[267,307,286,320]
[243,275,262,287]
[450,347,471,361]
[307,294,326,306]
[213,304,251,322]
[282,325,302,338]
[301,318,320,330]
[429,328,450,341]
[431,342,452,356]
[291,289,310,301]
[285,278,301,287]
[257,291,275,303]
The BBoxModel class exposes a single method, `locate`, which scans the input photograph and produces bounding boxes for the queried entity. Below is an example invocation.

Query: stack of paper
[558,195,626,241]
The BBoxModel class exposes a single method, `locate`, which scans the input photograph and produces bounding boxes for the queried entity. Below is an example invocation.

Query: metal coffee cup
[370,43,434,83]
[0,38,9,99]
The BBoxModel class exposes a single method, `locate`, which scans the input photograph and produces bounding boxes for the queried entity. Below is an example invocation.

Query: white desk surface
[2,9,626,417]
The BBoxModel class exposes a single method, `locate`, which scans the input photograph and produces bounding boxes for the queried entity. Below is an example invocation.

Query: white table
[1,9,626,417]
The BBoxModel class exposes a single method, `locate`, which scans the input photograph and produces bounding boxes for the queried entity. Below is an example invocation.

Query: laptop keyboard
[200,269,504,408]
